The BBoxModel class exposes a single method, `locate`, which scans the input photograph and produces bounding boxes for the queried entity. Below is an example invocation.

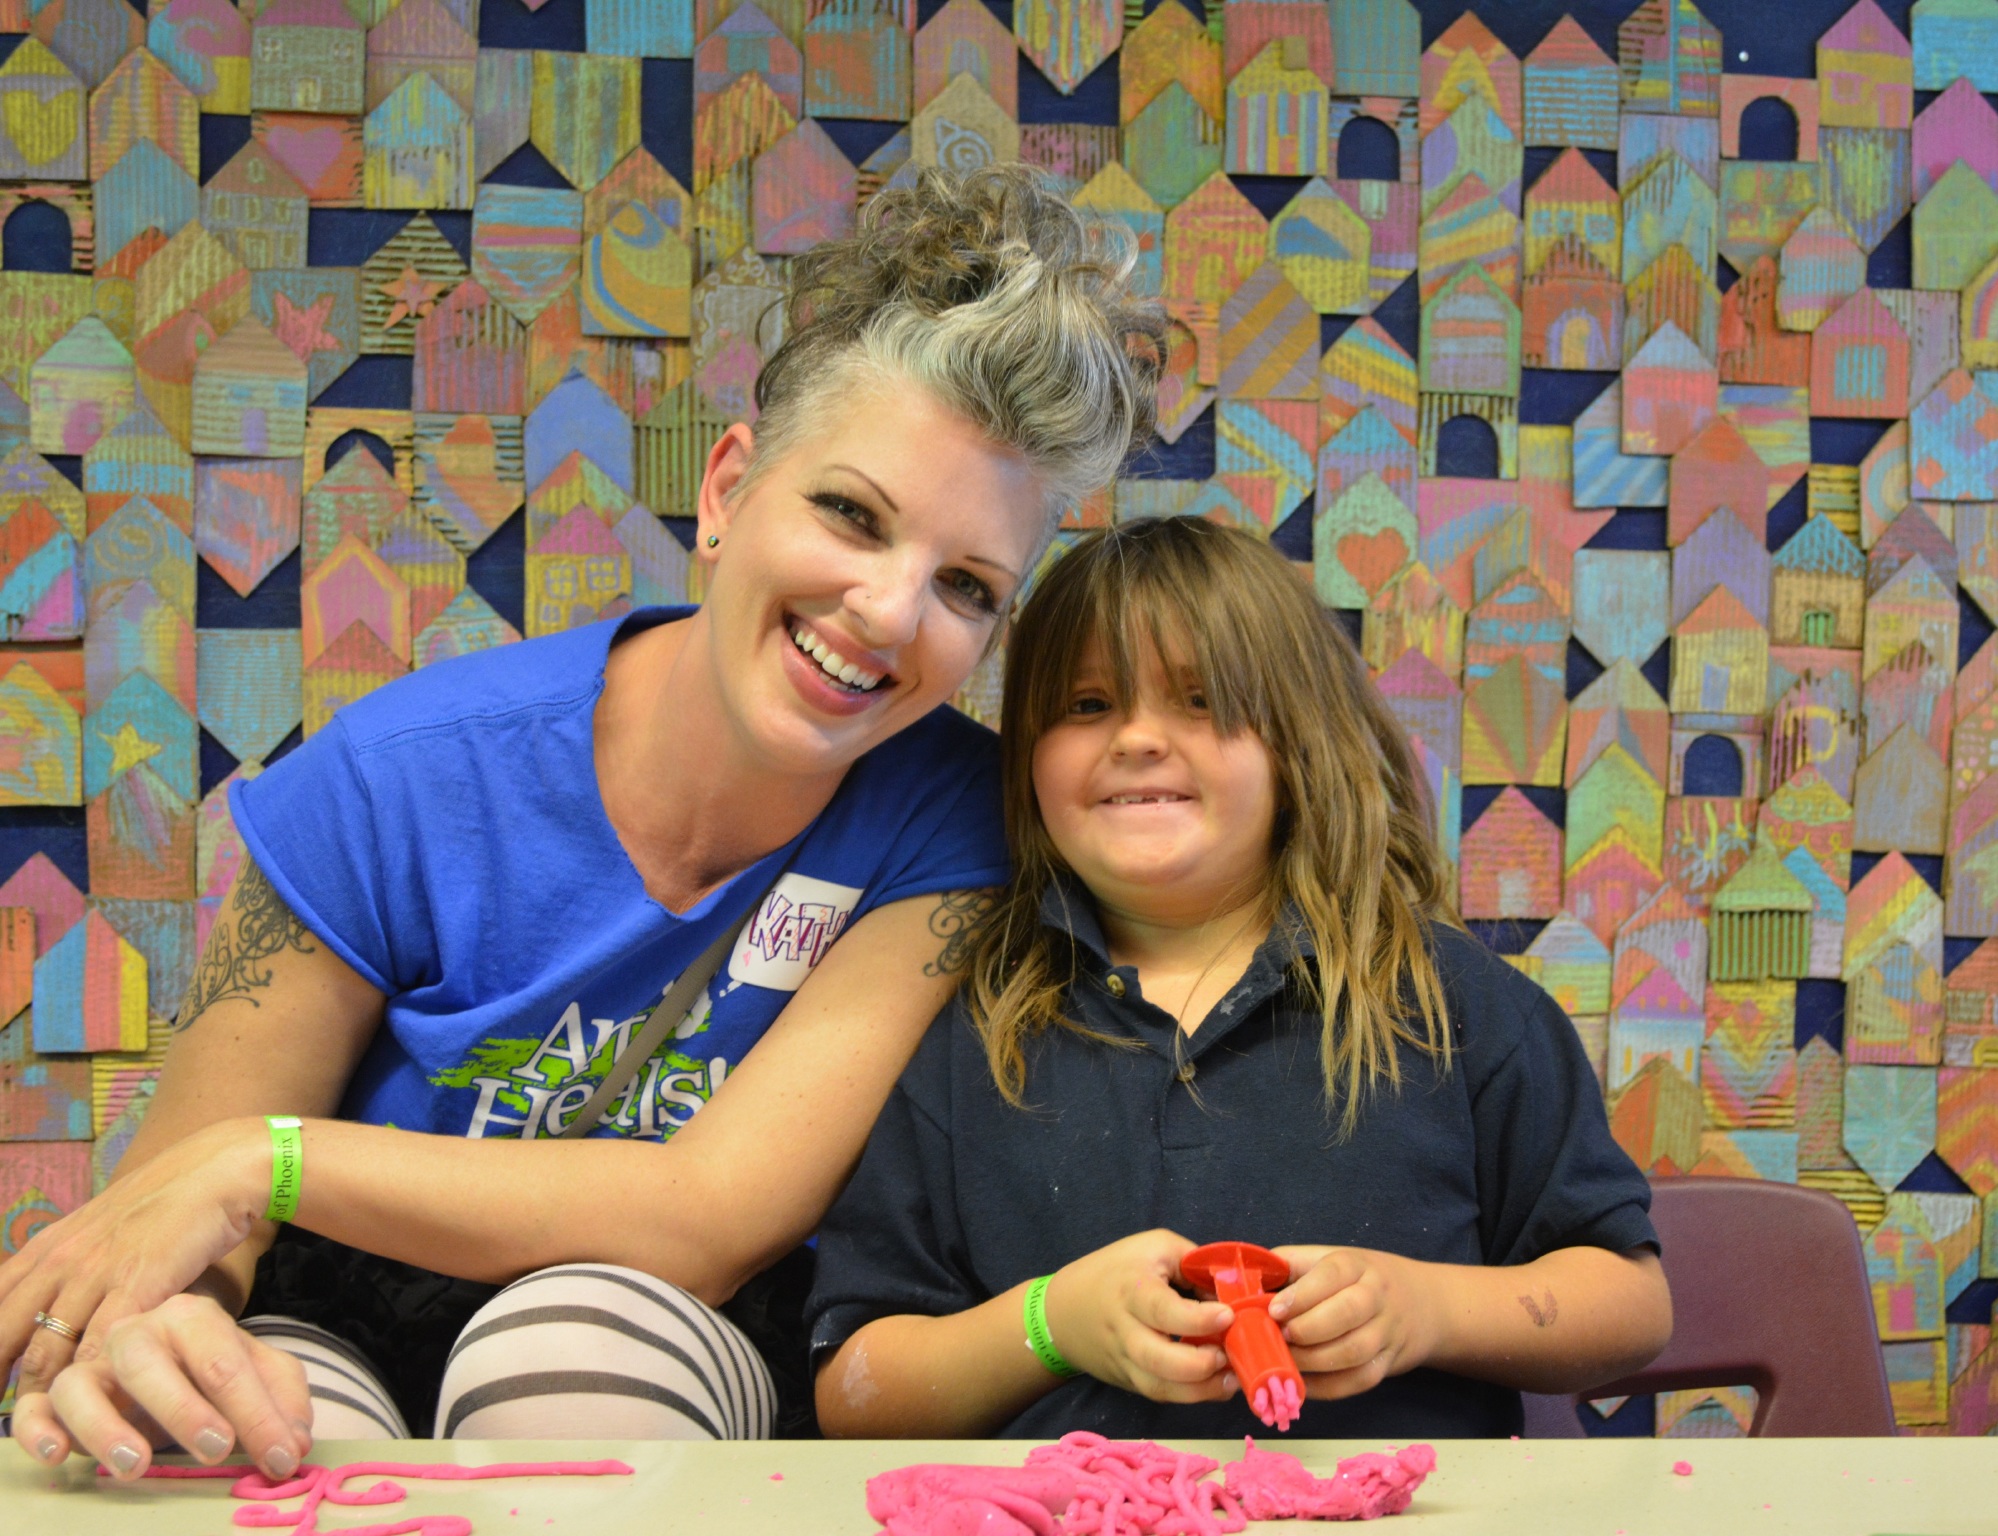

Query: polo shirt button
[1177,1059,1196,1084]
[1105,974,1126,998]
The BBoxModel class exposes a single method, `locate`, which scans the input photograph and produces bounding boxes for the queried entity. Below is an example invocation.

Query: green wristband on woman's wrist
[1023,1274,1076,1378]
[264,1116,304,1223]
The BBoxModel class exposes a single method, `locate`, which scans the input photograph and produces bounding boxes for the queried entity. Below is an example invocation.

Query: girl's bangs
[1020,534,1270,741]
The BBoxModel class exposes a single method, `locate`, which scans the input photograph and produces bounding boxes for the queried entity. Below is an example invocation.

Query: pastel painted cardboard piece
[1214,399,1315,529]
[1721,74,1821,160]
[1362,561,1465,681]
[302,619,410,736]
[1419,12,1520,140]
[1522,241,1624,370]
[525,507,633,638]
[1867,1195,1946,1343]
[1661,794,1756,910]
[1330,177,1419,312]
[1573,378,1668,508]
[1122,81,1222,211]
[1418,176,1520,305]
[1,1140,90,1256]
[1218,262,1319,400]
[29,906,146,1054]
[470,47,530,184]
[1913,162,1998,293]
[202,142,309,267]
[1911,369,1998,499]
[1419,265,1520,398]
[1320,318,1417,449]
[360,213,467,354]
[1845,937,1943,1066]
[1622,152,1715,286]
[1163,173,1269,371]
[416,586,520,668]
[1459,788,1563,920]
[1225,40,1330,178]
[1819,0,1915,131]
[694,3,803,121]
[1421,95,1521,222]
[1621,322,1717,457]
[1668,417,1769,548]
[1820,125,1914,255]
[1936,1066,1998,1195]
[28,317,134,459]
[1701,979,1798,1126]
[301,533,411,666]
[0,1012,92,1140]
[1522,14,1618,151]
[1571,550,1669,669]
[1608,1057,1705,1175]
[83,579,194,717]
[149,0,252,115]
[0,501,83,643]
[919,0,1020,119]
[0,662,80,806]
[1318,408,1417,521]
[1852,722,1948,854]
[1717,161,1820,274]
[1461,652,1566,787]
[361,72,475,212]
[1331,0,1420,99]
[1779,207,1868,334]
[196,628,301,767]
[1811,288,1912,420]
[529,51,640,193]
[413,280,530,411]
[800,0,910,121]
[0,38,87,182]
[88,47,199,185]
[1914,0,1998,91]
[1013,0,1120,98]
[1711,840,1815,982]
[1720,256,1815,387]
[470,185,583,328]
[1912,76,1998,199]
[1266,178,1370,316]
[248,0,364,116]
[253,110,364,206]
[1618,0,1722,119]
[1846,1064,1941,1195]
[1670,587,1767,717]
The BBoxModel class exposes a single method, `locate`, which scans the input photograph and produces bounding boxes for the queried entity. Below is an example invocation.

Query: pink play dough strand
[866,1433,1436,1536]
[133,1458,633,1536]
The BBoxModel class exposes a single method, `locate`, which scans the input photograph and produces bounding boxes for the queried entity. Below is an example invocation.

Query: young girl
[806,517,1671,1440]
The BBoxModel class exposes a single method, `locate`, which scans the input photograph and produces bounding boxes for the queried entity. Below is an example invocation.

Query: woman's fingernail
[36,1435,61,1463]
[264,1444,298,1478]
[107,1444,141,1476]
[194,1428,230,1460]
[292,1419,313,1441]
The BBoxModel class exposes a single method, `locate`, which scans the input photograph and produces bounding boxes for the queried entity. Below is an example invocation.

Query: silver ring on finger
[32,1311,82,1343]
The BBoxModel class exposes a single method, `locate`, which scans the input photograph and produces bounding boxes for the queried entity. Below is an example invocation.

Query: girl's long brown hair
[965,518,1459,1134]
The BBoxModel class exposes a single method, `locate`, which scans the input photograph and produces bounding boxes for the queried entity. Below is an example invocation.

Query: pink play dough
[866,1432,1436,1536]
[1224,1440,1437,1521]
[134,1458,633,1535]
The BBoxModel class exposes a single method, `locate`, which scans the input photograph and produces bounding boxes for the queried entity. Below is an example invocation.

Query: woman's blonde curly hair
[743,164,1167,526]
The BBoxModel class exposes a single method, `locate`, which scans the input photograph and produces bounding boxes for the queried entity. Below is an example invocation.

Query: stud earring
[705,533,720,548]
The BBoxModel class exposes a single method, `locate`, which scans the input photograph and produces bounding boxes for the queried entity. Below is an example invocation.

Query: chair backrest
[1520,1177,1895,1437]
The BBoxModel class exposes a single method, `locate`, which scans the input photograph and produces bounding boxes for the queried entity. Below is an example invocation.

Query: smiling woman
[0,166,1165,1473]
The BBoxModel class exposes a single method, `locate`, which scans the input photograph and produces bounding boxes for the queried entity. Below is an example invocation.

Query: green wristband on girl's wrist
[264,1116,304,1223]
[1023,1274,1077,1378]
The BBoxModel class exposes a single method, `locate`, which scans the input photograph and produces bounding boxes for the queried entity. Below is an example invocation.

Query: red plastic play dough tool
[1181,1241,1305,1432]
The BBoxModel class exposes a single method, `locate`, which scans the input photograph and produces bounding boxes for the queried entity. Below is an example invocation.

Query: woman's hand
[0,1117,271,1405]
[12,1293,312,1480]
[1042,1230,1238,1405]
[1267,1246,1443,1402]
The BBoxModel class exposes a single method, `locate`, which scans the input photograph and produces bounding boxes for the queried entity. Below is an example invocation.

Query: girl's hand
[12,1293,312,1480]
[1042,1230,1239,1405]
[0,1117,271,1406]
[1267,1245,1444,1402]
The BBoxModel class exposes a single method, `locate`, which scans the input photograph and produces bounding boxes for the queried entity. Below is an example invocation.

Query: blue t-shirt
[230,606,1009,1140]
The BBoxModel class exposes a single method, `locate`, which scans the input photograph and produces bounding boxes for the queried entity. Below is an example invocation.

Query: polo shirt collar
[1035,875,1316,1051]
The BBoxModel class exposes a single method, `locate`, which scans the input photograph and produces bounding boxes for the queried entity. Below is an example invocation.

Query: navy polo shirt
[807,886,1658,1440]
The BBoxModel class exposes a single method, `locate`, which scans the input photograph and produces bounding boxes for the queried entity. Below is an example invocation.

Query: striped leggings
[242,1264,777,1440]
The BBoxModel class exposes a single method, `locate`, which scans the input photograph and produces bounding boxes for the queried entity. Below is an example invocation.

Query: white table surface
[4,1435,1996,1535]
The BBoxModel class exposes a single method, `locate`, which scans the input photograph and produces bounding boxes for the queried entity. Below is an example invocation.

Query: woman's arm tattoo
[922,888,997,978]
[173,862,317,1031]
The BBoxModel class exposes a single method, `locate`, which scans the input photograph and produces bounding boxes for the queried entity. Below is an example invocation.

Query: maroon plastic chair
[1520,1177,1895,1437]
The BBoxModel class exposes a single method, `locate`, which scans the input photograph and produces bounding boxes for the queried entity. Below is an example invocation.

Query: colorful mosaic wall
[0,0,1994,1437]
